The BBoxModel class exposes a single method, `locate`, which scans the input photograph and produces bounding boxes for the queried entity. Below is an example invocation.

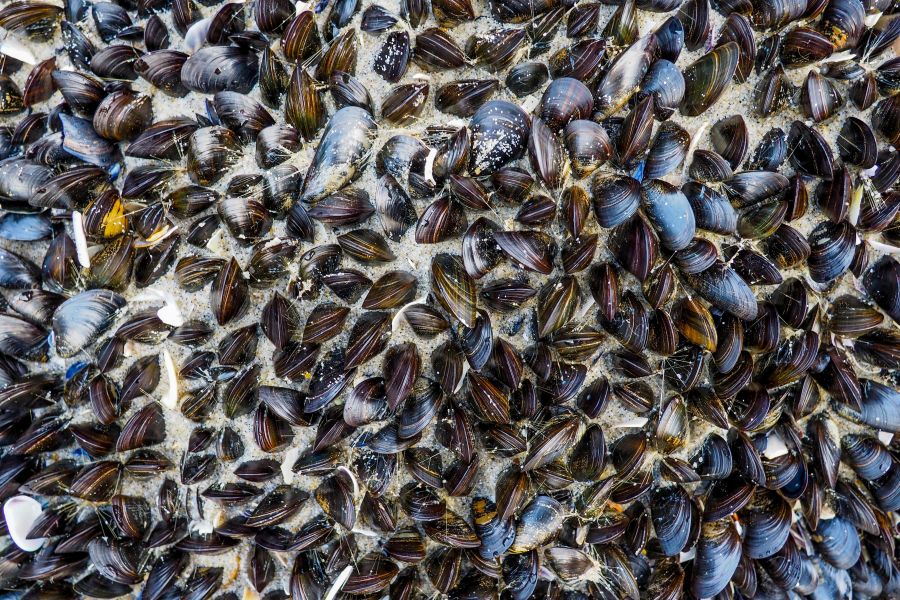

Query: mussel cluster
[0,0,899,596]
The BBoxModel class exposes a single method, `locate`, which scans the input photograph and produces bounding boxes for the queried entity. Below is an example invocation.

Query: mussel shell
[181,46,259,94]
[651,485,692,556]
[381,82,429,125]
[538,77,593,132]
[690,518,742,598]
[807,220,856,283]
[636,59,684,121]
[781,27,834,67]
[52,290,126,358]
[92,91,153,142]
[317,28,358,80]
[595,33,657,117]
[469,100,530,176]
[134,50,189,97]
[90,44,142,80]
[710,115,747,170]
[360,4,397,32]
[717,13,755,82]
[126,118,198,160]
[433,79,497,119]
[685,262,756,321]
[863,256,900,324]
[678,0,709,50]
[505,62,549,98]
[641,179,695,251]
[300,106,377,205]
[282,11,321,62]
[564,119,610,178]
[681,42,739,116]
[373,31,410,83]
[644,122,689,180]
[59,114,121,169]
[187,126,242,186]
[800,70,844,123]
[413,27,466,71]
[591,174,639,229]
[284,66,325,141]
[466,27,525,72]
[873,94,900,146]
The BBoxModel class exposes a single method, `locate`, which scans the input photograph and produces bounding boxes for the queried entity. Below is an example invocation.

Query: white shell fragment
[134,288,185,327]
[162,349,179,410]
[3,496,46,552]
[0,34,36,64]
[322,565,353,600]
[72,211,91,268]
[281,447,300,485]
[762,432,789,459]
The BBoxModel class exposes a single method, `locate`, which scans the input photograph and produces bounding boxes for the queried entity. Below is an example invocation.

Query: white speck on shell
[3,496,46,552]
